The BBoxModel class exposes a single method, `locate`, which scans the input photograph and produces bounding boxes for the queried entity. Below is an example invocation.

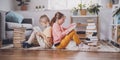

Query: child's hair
[50,12,64,26]
[39,14,50,23]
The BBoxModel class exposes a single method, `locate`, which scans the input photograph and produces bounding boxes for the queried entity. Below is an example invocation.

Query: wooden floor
[0,49,120,60]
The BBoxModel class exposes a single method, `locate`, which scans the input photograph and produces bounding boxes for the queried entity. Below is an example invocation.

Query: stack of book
[0,13,2,48]
[117,26,120,44]
[85,22,98,46]
[0,40,1,48]
[76,23,87,40]
[13,27,25,48]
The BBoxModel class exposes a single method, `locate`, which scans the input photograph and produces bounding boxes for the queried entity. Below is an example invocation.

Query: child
[22,15,53,48]
[51,12,82,49]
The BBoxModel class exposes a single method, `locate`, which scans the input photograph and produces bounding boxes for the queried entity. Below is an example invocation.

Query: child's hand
[36,32,39,35]
[36,32,43,38]
[34,32,37,35]
[68,23,77,28]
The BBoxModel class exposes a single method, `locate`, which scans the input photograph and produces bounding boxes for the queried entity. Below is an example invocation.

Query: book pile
[13,27,25,48]
[0,13,2,48]
[85,20,98,46]
[0,40,1,48]
[77,30,86,40]
[76,23,86,40]
[117,26,120,44]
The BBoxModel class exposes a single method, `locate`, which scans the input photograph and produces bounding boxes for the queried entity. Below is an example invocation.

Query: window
[48,0,67,10]
[48,0,99,10]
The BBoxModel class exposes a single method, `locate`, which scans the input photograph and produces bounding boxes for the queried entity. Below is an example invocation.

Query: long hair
[50,12,64,26]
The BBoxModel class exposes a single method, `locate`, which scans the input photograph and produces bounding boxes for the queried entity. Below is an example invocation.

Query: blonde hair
[39,14,50,24]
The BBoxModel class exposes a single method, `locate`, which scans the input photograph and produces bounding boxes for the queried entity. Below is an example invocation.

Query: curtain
[48,0,99,10]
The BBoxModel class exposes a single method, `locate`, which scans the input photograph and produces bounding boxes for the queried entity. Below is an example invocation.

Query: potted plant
[78,3,87,15]
[72,7,78,15]
[107,0,113,8]
[113,8,120,17]
[87,4,101,15]
[16,0,30,10]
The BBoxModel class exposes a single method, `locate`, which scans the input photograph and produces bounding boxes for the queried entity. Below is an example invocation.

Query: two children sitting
[22,12,82,49]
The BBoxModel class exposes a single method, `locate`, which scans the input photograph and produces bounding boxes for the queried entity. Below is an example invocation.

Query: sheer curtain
[48,0,67,10]
[48,0,99,10]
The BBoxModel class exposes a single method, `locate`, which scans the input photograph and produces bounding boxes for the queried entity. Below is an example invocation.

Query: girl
[51,12,82,49]
[22,15,53,48]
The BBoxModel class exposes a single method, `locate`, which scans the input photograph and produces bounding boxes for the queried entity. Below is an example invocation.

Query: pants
[27,31,36,44]
[56,30,81,49]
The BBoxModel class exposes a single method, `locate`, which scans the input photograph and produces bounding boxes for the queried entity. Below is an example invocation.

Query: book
[0,37,1,48]
[86,32,97,37]
[90,39,98,41]
[77,31,86,34]
[92,32,97,36]
[33,26,42,32]
[87,19,94,23]
[86,30,97,32]
[87,38,98,41]
[14,43,22,48]
[88,23,96,26]
[86,25,96,29]
[87,36,98,39]
[78,34,86,38]
[88,41,98,46]
[66,23,76,35]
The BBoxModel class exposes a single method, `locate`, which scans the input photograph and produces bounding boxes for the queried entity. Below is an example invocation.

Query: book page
[33,26,42,32]
[65,23,76,34]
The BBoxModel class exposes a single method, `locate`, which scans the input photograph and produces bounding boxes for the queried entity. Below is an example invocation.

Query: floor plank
[0,49,120,60]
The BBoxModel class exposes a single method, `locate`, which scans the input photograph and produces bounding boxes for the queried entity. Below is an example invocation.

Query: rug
[0,41,120,52]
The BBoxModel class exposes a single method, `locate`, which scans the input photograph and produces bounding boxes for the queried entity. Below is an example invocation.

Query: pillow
[6,22,33,30]
[22,24,33,29]
[6,22,22,29]
[6,11,24,23]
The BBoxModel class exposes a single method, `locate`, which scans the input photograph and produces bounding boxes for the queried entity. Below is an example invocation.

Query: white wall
[0,0,15,11]
[28,0,48,11]
[16,10,71,27]
[99,8,112,40]
[14,0,48,11]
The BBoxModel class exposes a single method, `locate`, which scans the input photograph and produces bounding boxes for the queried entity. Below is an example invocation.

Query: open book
[33,26,42,32]
[65,23,77,35]
[33,26,51,48]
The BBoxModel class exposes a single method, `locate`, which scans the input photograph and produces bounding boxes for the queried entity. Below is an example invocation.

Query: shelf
[71,15,98,18]
[77,23,88,27]
[71,15,99,40]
